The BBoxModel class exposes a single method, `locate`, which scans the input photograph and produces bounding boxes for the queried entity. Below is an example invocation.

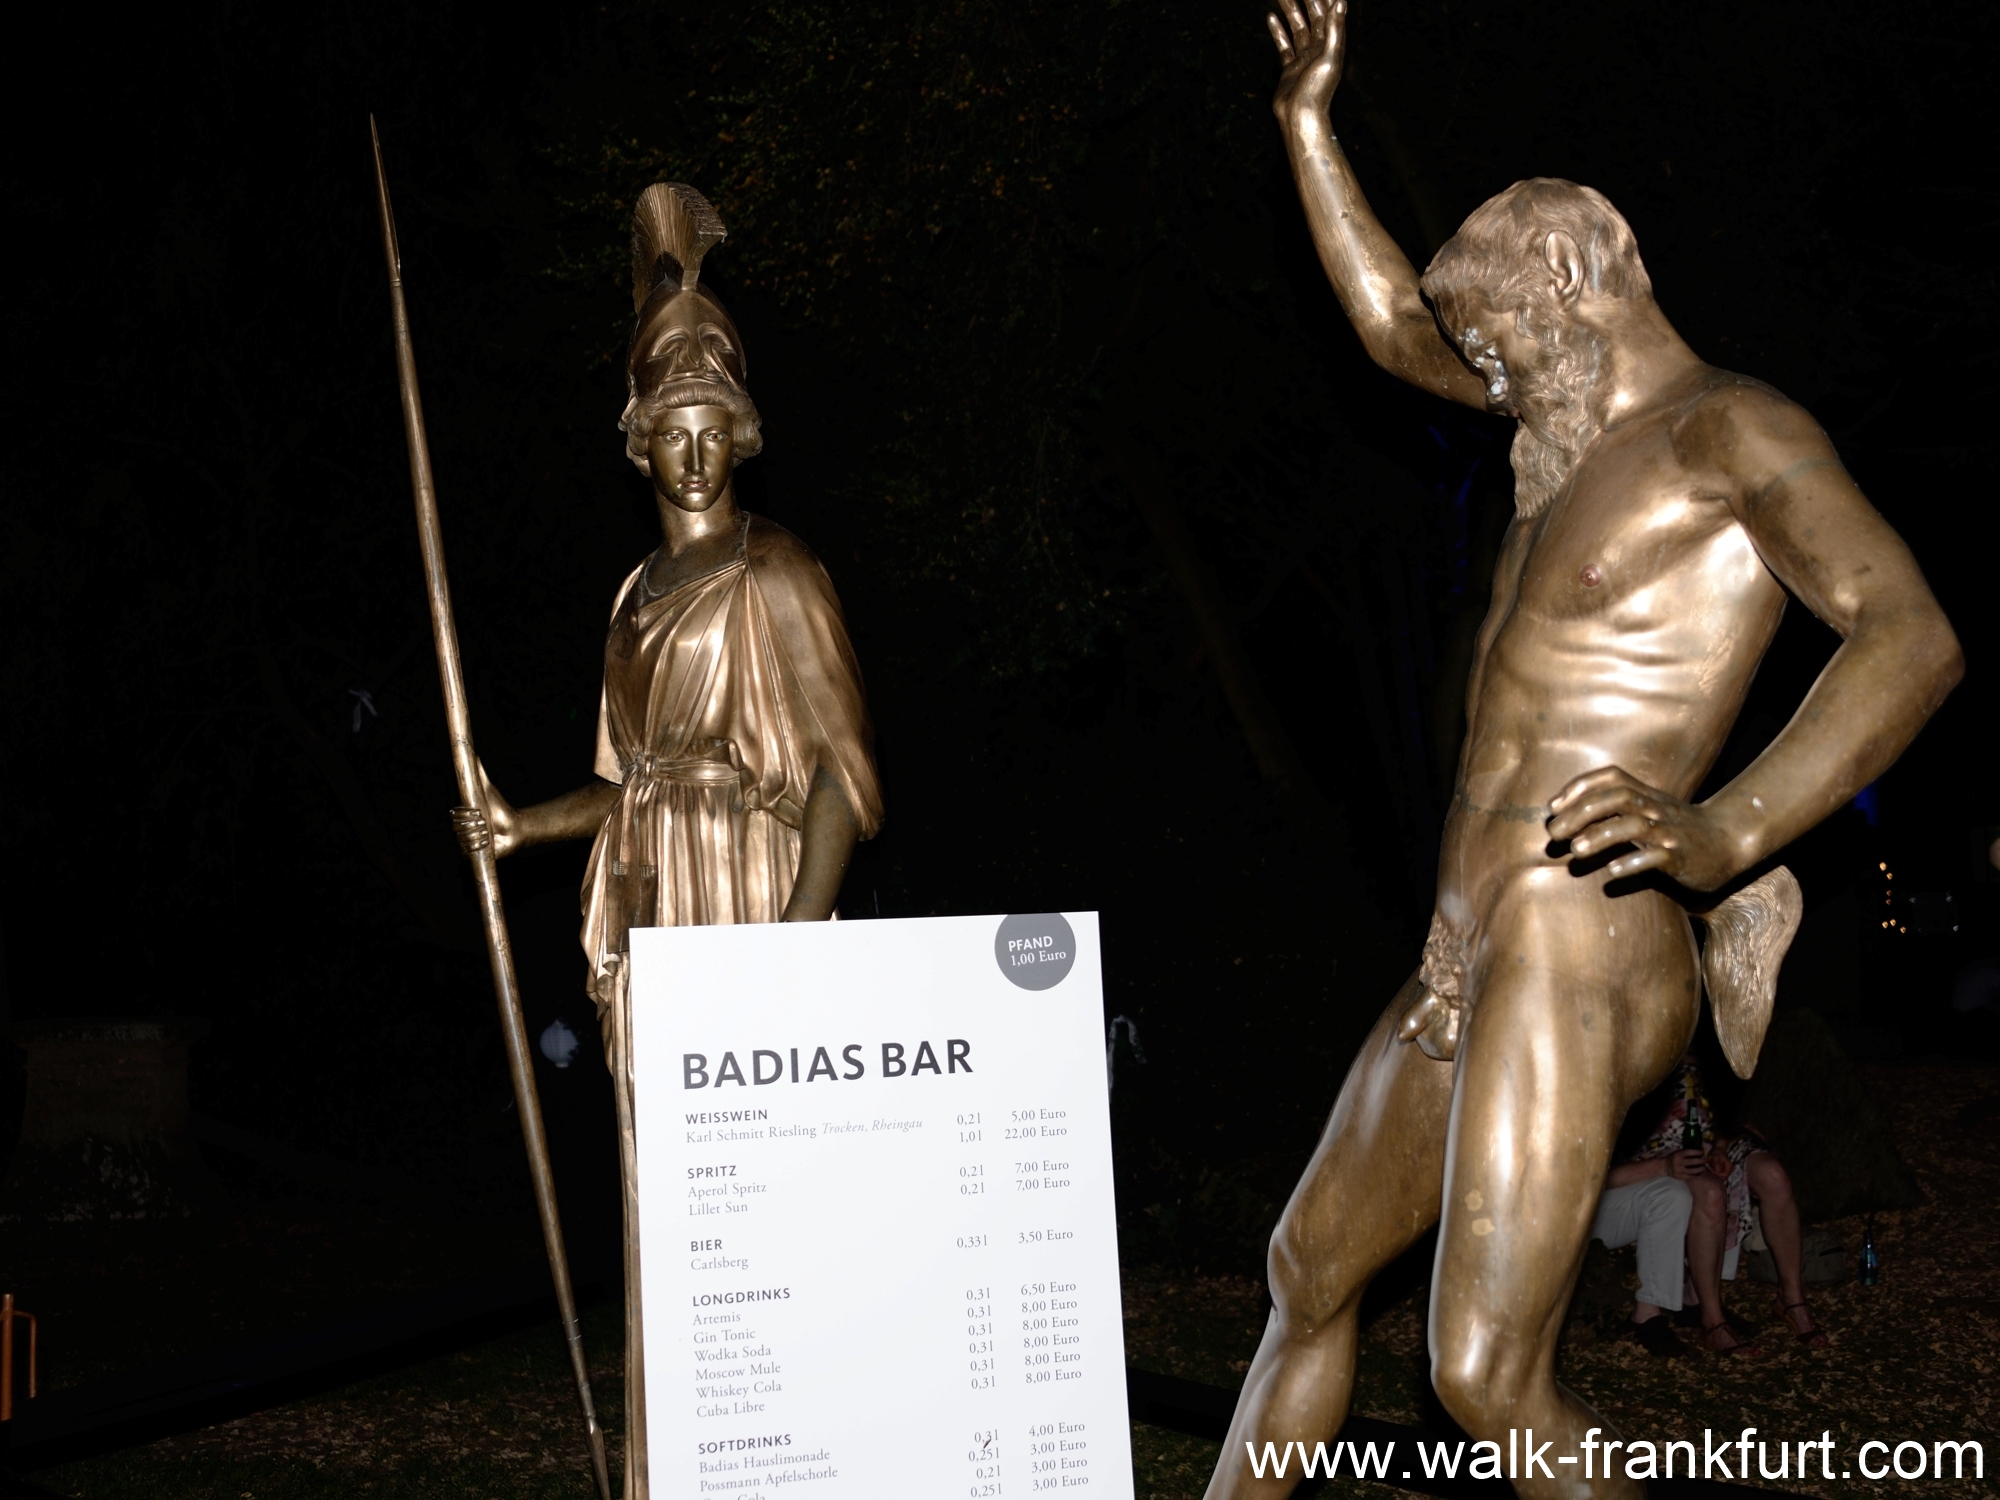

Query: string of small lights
[1879,860,1904,935]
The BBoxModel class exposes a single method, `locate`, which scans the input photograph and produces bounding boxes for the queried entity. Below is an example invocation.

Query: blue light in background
[1853,781,1880,827]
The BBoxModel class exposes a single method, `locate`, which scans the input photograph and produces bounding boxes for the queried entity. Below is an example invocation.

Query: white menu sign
[630,911,1133,1500]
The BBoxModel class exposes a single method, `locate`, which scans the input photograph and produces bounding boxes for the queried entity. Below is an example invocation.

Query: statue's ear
[1543,230,1585,306]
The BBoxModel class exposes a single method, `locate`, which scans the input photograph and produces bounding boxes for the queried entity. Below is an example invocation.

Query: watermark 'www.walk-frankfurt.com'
[1244,1428,1985,1484]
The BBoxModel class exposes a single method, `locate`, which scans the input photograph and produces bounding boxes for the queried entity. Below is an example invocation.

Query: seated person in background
[1744,1149,1829,1347]
[1589,1141,1707,1356]
[1594,1053,1831,1354]
[1682,1053,1831,1351]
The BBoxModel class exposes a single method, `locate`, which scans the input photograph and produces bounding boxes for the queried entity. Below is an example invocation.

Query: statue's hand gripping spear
[369,116,613,1500]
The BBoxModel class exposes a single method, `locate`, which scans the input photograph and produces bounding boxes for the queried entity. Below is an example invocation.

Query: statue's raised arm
[1268,0,1488,407]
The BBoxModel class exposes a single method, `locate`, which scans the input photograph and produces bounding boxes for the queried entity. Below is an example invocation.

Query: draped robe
[582,513,880,1499]
[581,512,882,1002]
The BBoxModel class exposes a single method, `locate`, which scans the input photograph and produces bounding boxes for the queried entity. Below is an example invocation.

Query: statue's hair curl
[1422,178,1652,326]
[619,380,764,474]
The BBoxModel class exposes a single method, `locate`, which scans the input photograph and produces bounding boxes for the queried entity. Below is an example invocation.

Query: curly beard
[1507,310,1610,520]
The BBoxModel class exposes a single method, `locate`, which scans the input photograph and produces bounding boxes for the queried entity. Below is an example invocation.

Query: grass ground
[22,1065,1996,1498]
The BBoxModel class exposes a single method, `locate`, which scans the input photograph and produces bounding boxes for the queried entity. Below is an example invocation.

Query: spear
[369,116,613,1500]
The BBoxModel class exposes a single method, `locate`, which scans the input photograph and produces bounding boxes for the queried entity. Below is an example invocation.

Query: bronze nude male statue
[1211,3,1963,1496]
[453,183,883,1499]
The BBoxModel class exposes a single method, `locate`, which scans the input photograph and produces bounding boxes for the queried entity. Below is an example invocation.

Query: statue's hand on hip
[1267,0,1348,126]
[1546,765,1740,893]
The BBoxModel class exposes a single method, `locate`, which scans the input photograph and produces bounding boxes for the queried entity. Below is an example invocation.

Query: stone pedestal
[0,1018,213,1221]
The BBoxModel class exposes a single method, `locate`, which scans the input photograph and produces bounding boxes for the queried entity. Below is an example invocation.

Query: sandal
[1700,1321,1763,1357]
[1673,1307,1759,1340]
[1779,1299,1830,1349]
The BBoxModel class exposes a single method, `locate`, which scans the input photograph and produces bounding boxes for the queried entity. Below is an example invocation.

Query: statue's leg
[1426,886,1697,1497]
[607,961,648,1500]
[1205,972,1455,1499]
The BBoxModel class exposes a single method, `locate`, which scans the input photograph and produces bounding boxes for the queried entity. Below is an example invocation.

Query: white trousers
[1590,1176,1692,1311]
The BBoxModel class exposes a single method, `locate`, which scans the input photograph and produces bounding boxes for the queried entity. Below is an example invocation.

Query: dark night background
[4,0,1995,1285]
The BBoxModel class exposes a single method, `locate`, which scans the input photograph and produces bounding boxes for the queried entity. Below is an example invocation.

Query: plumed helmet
[620,183,762,463]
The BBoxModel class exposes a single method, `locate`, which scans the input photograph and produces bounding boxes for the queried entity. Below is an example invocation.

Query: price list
[631,912,1133,1500]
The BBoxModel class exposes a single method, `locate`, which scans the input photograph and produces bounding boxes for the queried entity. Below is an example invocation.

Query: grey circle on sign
[995,913,1077,991]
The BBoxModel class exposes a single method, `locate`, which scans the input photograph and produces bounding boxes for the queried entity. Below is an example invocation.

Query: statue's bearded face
[646,404,737,513]
[1448,288,1610,520]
